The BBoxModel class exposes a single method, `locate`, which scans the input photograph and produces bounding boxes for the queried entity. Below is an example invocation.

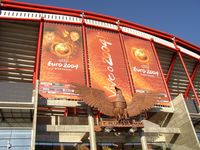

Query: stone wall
[165,94,200,150]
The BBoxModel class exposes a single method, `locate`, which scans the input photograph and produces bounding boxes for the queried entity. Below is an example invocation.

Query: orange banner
[86,28,132,103]
[39,23,84,99]
[123,35,169,104]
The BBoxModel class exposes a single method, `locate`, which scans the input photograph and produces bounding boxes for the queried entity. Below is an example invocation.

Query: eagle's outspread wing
[72,83,114,116]
[127,92,160,117]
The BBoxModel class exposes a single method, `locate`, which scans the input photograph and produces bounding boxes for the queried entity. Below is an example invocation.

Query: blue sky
[20,0,200,47]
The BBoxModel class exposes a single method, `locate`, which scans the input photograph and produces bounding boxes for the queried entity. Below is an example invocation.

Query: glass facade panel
[0,129,32,150]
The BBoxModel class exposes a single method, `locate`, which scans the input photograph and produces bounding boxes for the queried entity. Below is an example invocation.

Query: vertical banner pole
[173,38,200,105]
[150,39,172,101]
[81,13,97,150]
[118,21,135,95]
[33,19,44,88]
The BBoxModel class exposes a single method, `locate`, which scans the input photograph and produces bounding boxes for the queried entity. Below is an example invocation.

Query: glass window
[0,129,32,149]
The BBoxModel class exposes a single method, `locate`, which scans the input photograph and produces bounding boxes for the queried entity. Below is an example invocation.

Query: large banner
[39,23,85,99]
[86,28,132,103]
[123,35,169,105]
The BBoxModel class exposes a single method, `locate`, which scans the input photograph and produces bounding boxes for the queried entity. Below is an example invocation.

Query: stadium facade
[0,0,200,149]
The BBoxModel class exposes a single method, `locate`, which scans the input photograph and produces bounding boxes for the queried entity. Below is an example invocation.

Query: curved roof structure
[1,1,200,150]
[0,0,199,105]
[1,0,200,56]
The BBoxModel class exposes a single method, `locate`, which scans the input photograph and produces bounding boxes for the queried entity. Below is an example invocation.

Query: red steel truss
[0,0,199,106]
[173,38,200,105]
[2,0,200,53]
[165,53,177,84]
[33,19,44,87]
[184,62,200,97]
[118,23,135,95]
[81,13,90,87]
[151,39,172,101]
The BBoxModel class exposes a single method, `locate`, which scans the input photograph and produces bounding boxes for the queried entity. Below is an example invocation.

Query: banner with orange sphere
[86,28,132,104]
[39,23,85,99]
[123,35,170,105]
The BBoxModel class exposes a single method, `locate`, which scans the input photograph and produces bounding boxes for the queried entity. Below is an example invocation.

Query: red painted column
[178,52,200,105]
[117,22,135,95]
[150,39,172,101]
[184,62,200,97]
[33,18,44,88]
[165,53,177,84]
[81,14,97,150]
[64,108,68,117]
[81,13,90,87]
[173,38,200,105]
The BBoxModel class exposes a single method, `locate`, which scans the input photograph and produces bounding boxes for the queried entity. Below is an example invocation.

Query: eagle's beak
[114,86,120,91]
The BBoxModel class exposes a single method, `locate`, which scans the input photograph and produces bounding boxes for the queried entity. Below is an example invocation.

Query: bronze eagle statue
[72,83,161,122]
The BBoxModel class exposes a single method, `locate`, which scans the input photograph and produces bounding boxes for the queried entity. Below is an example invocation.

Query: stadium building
[0,0,200,149]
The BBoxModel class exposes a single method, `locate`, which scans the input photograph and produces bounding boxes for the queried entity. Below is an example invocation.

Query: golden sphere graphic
[52,42,73,58]
[132,48,149,62]
[70,31,80,42]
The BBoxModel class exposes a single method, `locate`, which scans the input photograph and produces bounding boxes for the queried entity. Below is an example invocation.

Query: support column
[81,13,97,150]
[88,107,97,150]
[151,39,172,101]
[165,53,177,84]
[184,62,199,97]
[51,116,56,125]
[118,20,135,95]
[60,144,64,150]
[139,129,148,150]
[33,19,44,87]
[173,37,200,105]
[31,80,39,150]
[162,143,167,150]
[178,51,199,105]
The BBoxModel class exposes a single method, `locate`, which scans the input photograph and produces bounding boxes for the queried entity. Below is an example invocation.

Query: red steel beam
[0,16,40,21]
[173,39,200,105]
[1,0,173,40]
[0,13,79,25]
[150,39,172,101]
[1,3,80,17]
[73,107,77,116]
[33,18,44,87]
[165,53,177,83]
[1,0,81,15]
[184,62,200,97]
[64,107,68,117]
[1,2,171,40]
[0,68,33,71]
[2,0,200,54]
[178,52,200,105]
[44,19,81,25]
[81,14,90,87]
[37,107,91,114]
[176,37,200,54]
[118,23,135,95]
[37,107,66,111]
